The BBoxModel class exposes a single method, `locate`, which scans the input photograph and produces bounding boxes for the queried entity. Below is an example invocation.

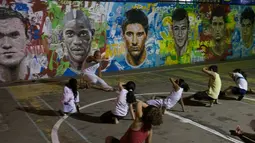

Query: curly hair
[142,105,163,131]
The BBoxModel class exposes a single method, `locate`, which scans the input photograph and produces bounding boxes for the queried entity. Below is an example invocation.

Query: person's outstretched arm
[202,67,216,79]
[145,129,153,143]
[136,101,149,121]
[169,78,180,92]
[129,103,135,120]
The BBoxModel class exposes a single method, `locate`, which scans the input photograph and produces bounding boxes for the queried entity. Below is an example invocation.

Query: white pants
[147,99,163,108]
[83,73,112,89]
[147,98,177,110]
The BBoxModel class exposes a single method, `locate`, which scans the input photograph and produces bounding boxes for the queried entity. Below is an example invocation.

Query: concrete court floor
[0,59,255,143]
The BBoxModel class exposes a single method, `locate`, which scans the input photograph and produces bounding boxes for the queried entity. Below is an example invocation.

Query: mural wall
[0,0,255,82]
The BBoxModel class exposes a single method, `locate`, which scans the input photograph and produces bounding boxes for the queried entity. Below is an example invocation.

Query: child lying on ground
[146,77,189,114]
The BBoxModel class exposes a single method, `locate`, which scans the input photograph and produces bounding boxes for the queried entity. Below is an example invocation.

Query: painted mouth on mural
[2,52,15,55]
[71,48,84,51]
[177,39,184,43]
[131,47,139,51]
[72,51,85,55]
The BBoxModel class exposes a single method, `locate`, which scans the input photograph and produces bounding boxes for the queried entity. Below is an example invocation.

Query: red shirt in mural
[205,43,232,61]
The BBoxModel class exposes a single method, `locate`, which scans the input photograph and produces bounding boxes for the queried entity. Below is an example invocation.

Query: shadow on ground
[182,96,207,107]
[230,130,255,143]
[16,107,59,116]
[70,113,133,124]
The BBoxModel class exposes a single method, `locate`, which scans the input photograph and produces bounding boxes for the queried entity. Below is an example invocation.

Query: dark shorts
[110,137,120,143]
[193,91,215,101]
[100,110,125,124]
[232,87,247,96]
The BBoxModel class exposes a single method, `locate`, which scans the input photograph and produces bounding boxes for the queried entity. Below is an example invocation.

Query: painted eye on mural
[78,30,89,37]
[137,32,145,37]
[181,26,187,30]
[242,24,252,28]
[125,31,133,37]
[65,30,74,37]
[0,33,4,39]
[173,27,179,31]
[9,31,20,39]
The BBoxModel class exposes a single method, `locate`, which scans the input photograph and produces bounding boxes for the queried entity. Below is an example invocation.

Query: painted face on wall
[0,18,26,67]
[172,18,189,49]
[211,16,225,41]
[124,23,147,59]
[241,19,254,48]
[63,20,93,64]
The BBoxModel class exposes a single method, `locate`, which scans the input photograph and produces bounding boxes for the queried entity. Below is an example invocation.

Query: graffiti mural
[0,1,255,82]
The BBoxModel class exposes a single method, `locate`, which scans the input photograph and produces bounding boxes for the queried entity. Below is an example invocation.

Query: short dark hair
[210,6,227,23]
[93,50,100,56]
[172,8,189,27]
[122,9,148,35]
[241,7,255,24]
[0,7,29,38]
[178,79,190,92]
[209,65,218,73]
[233,68,247,80]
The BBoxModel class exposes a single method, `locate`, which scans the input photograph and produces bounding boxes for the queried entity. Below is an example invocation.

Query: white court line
[164,111,243,143]
[148,72,255,104]
[103,59,254,78]
[51,92,243,143]
[6,89,51,143]
[36,96,92,143]
[51,98,115,143]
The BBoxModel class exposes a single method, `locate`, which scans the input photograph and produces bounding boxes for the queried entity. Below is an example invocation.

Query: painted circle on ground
[51,92,243,143]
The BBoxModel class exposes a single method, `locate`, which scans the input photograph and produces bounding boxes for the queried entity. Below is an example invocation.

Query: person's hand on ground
[236,125,243,136]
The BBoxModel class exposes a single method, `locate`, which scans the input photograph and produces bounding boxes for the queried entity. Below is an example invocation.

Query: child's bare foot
[214,99,221,104]
[114,117,119,124]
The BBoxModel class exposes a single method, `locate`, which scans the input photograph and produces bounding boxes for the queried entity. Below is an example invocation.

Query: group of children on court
[60,51,253,143]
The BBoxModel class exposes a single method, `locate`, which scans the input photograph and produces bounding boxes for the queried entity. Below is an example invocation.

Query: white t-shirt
[62,86,80,113]
[163,87,183,109]
[147,88,183,110]
[83,61,100,74]
[111,89,129,117]
[233,72,248,91]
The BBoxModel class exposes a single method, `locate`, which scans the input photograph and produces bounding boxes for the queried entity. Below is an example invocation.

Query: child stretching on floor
[81,50,114,91]
[193,65,222,107]
[100,81,137,124]
[60,78,80,115]
[221,69,248,101]
[105,101,163,143]
[146,77,189,114]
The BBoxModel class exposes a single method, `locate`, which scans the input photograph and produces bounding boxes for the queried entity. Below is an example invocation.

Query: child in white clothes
[60,78,80,115]
[222,69,248,101]
[81,50,113,91]
[100,81,137,124]
[146,78,189,114]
